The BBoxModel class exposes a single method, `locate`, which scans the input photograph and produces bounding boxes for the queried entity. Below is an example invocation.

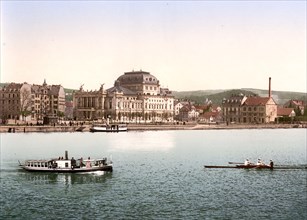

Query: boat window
[65,162,69,168]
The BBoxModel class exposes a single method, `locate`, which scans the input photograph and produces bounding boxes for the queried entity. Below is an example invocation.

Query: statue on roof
[43,79,47,86]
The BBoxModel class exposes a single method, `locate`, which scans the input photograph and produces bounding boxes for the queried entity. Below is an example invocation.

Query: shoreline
[1,123,306,133]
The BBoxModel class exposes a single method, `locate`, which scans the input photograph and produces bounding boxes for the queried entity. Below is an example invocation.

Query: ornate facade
[73,70,174,122]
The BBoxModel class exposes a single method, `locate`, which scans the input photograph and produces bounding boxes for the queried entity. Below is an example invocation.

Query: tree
[20,89,32,121]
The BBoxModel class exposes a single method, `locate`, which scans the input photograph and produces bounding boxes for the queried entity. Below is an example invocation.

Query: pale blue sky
[1,1,306,92]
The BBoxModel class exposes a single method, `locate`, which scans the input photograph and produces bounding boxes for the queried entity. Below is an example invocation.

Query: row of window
[1,93,19,98]
[27,162,49,167]
[242,107,265,111]
[224,107,265,112]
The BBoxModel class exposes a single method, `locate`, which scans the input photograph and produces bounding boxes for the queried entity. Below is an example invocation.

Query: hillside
[173,89,306,105]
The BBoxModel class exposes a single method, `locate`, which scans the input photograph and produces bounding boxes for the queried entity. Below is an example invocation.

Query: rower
[244,159,251,166]
[270,160,274,169]
[257,158,264,166]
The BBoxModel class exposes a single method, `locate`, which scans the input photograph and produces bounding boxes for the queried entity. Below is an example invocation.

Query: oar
[228,162,244,164]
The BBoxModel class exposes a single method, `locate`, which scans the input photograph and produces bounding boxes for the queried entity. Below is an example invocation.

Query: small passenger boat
[90,124,127,132]
[20,151,113,173]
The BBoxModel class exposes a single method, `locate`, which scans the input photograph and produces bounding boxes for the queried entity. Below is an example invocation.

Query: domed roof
[116,70,159,85]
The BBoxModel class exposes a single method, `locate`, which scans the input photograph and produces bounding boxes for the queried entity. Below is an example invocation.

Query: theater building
[73,70,174,122]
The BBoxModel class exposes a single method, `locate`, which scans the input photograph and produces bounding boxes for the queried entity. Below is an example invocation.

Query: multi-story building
[31,80,65,120]
[222,94,247,123]
[0,82,32,121]
[0,80,65,123]
[241,96,277,123]
[73,70,174,122]
[222,77,277,123]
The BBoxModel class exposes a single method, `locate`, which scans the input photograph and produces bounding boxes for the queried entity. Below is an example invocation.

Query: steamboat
[20,151,113,173]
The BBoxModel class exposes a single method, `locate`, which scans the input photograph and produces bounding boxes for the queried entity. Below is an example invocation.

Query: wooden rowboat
[204,165,272,169]
[204,164,307,170]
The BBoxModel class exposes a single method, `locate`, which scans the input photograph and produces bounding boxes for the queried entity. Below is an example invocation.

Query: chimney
[268,77,271,98]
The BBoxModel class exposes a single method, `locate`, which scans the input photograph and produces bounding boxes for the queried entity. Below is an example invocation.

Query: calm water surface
[1,129,306,219]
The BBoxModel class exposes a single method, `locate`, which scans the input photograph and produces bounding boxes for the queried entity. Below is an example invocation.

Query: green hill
[172,89,306,105]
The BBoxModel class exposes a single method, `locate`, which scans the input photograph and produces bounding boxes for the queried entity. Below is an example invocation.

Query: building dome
[116,70,159,86]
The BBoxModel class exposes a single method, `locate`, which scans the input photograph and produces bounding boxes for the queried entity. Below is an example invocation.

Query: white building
[73,70,175,123]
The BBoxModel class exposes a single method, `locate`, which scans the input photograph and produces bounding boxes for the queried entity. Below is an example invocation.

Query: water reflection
[108,131,175,152]
[20,171,112,185]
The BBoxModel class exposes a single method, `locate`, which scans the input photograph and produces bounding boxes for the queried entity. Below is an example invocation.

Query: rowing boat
[204,165,307,170]
[204,164,272,169]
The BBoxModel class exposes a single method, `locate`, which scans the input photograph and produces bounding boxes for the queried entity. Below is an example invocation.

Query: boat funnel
[65,151,68,160]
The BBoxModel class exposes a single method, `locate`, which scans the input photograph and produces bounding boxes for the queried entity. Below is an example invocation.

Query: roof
[194,105,210,111]
[290,100,305,107]
[117,70,159,85]
[243,97,270,106]
[203,111,219,119]
[222,96,245,106]
[2,83,24,91]
[107,85,136,95]
[277,107,294,116]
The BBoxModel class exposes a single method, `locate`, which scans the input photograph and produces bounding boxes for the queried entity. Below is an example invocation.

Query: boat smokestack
[269,77,272,98]
[65,151,68,160]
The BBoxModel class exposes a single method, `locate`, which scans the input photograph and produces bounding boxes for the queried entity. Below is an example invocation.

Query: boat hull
[22,165,113,173]
[204,165,272,169]
[204,165,307,170]
[90,125,127,132]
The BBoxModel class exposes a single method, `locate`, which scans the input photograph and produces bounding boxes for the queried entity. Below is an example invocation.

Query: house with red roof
[241,96,277,123]
[284,100,305,115]
[277,107,295,118]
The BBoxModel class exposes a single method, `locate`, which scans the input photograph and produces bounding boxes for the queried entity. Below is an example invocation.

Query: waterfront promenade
[0,123,305,133]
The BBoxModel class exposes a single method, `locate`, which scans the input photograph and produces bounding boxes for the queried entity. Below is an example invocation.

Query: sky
[1,1,306,92]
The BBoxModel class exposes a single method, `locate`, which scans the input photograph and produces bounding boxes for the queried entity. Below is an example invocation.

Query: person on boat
[244,159,251,166]
[269,160,274,169]
[86,157,91,168]
[71,157,76,169]
[80,157,84,167]
[257,158,264,166]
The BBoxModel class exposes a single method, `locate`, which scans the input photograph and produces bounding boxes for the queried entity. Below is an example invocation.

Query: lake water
[1,129,306,219]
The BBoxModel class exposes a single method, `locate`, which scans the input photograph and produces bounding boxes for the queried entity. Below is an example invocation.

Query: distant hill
[173,89,256,105]
[173,89,306,105]
[243,88,307,104]
[0,83,8,88]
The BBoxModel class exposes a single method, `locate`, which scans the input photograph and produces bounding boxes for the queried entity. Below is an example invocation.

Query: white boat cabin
[25,158,108,169]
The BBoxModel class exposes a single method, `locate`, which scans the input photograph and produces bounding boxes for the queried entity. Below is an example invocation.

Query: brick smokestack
[269,77,271,98]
